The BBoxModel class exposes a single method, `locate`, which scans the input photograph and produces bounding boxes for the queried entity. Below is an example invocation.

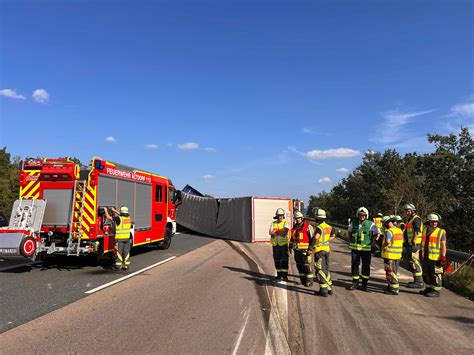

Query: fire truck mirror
[174,190,183,205]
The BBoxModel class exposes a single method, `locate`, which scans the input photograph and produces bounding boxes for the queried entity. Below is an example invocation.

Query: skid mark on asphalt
[226,241,290,355]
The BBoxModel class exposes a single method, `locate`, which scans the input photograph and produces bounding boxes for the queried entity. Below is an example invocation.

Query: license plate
[0,248,19,254]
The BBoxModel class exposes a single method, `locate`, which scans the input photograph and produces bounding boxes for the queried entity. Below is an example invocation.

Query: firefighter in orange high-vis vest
[381,216,404,295]
[403,204,424,288]
[310,208,336,297]
[269,208,290,281]
[105,206,132,270]
[420,213,447,297]
[290,211,315,287]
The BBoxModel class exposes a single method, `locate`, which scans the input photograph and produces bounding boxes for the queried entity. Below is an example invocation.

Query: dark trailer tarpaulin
[176,193,292,243]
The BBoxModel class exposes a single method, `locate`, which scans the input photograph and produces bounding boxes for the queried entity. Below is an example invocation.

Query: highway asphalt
[1,235,473,354]
[0,232,214,333]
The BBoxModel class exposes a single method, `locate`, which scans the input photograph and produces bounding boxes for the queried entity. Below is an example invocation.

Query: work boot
[407,281,424,289]
[361,280,369,292]
[419,288,432,295]
[304,279,314,287]
[328,289,334,295]
[425,290,440,297]
[318,288,329,297]
[348,280,359,291]
[384,288,398,296]
[275,273,282,281]
[122,265,128,270]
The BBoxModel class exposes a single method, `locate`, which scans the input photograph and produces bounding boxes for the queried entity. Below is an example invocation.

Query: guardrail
[305,217,472,272]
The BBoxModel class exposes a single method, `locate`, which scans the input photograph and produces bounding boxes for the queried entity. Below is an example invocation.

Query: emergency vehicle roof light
[94,159,105,170]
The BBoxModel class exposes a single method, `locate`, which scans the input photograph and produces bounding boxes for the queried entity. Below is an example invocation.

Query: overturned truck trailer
[177,193,293,242]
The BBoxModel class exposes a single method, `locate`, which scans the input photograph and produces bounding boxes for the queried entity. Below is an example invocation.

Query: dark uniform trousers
[272,245,289,278]
[351,250,371,283]
[115,239,131,268]
[421,260,443,293]
[315,251,333,290]
[294,250,313,284]
[384,259,400,293]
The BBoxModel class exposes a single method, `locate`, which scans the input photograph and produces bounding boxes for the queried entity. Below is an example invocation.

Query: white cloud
[305,148,361,160]
[204,147,217,152]
[105,136,116,143]
[0,89,26,100]
[201,174,215,181]
[302,127,313,134]
[318,177,331,184]
[32,88,50,103]
[372,109,436,146]
[178,142,199,150]
[445,99,474,133]
[336,167,349,173]
[145,144,158,149]
[449,102,474,117]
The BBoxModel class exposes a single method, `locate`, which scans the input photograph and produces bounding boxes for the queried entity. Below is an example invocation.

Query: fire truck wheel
[20,236,37,258]
[158,228,173,250]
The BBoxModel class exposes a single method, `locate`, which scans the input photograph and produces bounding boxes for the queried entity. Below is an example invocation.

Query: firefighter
[290,211,314,287]
[403,204,424,289]
[105,206,132,270]
[381,216,403,295]
[348,207,380,291]
[269,208,290,281]
[372,212,384,256]
[311,208,336,297]
[394,215,405,231]
[420,213,447,297]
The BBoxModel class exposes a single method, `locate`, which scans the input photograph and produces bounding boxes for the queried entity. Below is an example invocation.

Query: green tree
[0,147,20,218]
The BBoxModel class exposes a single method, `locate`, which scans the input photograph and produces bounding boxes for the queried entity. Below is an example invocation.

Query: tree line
[308,127,473,253]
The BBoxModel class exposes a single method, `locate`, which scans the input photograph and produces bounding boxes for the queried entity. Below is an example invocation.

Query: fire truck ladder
[67,180,87,256]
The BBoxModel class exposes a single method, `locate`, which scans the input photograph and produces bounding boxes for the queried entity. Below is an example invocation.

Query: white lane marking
[85,256,176,294]
[232,307,251,355]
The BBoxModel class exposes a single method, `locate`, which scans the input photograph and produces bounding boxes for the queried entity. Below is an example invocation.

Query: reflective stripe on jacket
[350,220,373,251]
[405,215,422,245]
[382,227,403,260]
[291,221,312,250]
[421,227,446,261]
[115,216,131,240]
[315,222,332,252]
[271,221,289,246]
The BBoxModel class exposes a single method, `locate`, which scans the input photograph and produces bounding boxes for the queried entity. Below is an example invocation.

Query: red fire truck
[0,157,181,259]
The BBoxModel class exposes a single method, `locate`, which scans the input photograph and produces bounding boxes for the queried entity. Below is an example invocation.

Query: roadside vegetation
[308,128,473,253]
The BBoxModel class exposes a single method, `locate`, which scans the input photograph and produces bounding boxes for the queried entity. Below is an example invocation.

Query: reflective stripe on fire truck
[19,171,41,199]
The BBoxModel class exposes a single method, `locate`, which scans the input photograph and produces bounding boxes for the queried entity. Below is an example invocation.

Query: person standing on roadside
[403,204,424,289]
[348,207,380,291]
[311,208,336,297]
[420,213,447,297]
[381,216,404,295]
[104,206,132,270]
[290,211,315,287]
[269,208,290,281]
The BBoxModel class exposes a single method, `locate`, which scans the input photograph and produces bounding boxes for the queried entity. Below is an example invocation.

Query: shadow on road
[224,266,316,296]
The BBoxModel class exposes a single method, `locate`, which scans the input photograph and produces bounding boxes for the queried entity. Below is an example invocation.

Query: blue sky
[1,0,473,202]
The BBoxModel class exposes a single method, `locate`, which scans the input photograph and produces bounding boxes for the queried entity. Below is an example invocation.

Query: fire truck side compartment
[98,175,152,230]
[42,189,73,226]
